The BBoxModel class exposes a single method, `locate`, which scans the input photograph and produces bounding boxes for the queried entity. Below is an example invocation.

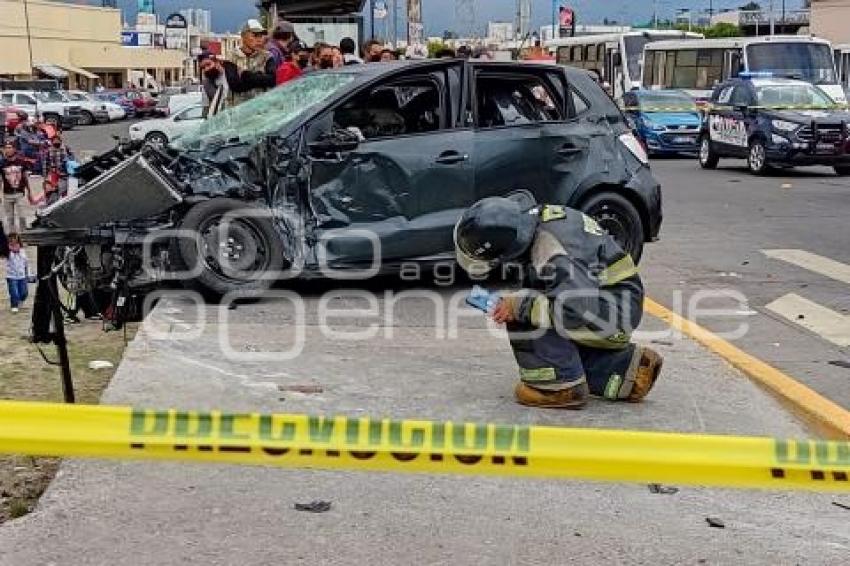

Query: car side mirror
[308,130,360,157]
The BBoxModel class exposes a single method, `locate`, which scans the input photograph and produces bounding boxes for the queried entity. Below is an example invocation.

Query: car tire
[747,138,771,175]
[176,198,286,298]
[834,165,850,176]
[698,135,719,169]
[144,132,168,148]
[78,110,94,126]
[580,192,645,263]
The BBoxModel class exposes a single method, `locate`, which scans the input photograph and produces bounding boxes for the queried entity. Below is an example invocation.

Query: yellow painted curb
[645,298,850,439]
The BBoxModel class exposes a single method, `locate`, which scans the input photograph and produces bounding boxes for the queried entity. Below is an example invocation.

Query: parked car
[24,60,661,303]
[128,104,205,147]
[117,89,157,117]
[93,92,136,119]
[2,104,28,134]
[61,91,112,124]
[699,77,850,176]
[622,90,701,156]
[0,90,78,128]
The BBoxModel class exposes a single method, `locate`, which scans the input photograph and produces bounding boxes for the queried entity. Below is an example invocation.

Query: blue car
[622,90,701,155]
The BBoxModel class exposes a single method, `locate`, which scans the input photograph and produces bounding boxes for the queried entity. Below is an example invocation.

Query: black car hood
[768,108,850,125]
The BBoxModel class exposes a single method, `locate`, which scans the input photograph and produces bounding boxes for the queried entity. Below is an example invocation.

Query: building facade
[810,0,850,44]
[0,0,185,89]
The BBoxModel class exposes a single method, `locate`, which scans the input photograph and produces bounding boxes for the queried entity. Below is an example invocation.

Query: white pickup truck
[0,90,79,128]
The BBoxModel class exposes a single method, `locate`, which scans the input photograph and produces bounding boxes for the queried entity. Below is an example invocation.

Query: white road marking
[762,249,850,285]
[765,293,850,348]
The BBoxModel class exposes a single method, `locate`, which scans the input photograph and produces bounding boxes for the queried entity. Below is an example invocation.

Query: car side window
[730,85,752,107]
[475,74,563,128]
[333,76,442,140]
[716,86,734,104]
[18,94,36,105]
[178,106,204,120]
[568,86,590,117]
[1,94,13,104]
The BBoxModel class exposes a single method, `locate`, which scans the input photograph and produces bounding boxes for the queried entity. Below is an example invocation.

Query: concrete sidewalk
[1,292,849,565]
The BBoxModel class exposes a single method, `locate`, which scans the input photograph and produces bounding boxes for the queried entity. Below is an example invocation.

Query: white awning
[58,63,98,80]
[34,64,68,79]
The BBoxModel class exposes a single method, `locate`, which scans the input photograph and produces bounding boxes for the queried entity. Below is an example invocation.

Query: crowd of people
[198,18,487,111]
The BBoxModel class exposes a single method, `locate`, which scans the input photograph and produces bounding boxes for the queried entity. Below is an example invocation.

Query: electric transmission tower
[456,0,476,40]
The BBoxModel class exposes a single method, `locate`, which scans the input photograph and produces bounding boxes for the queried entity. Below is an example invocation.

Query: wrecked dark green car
[25,60,661,306]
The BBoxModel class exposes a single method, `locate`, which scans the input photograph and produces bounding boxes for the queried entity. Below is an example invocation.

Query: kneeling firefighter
[455,197,663,409]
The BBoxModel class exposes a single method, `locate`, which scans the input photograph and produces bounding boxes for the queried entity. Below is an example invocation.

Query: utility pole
[769,0,775,36]
[653,0,658,29]
[23,0,35,79]
[551,0,556,41]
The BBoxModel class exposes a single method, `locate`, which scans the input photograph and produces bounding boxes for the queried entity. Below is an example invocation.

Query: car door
[13,93,36,116]
[470,66,551,204]
[306,63,474,264]
[708,84,749,157]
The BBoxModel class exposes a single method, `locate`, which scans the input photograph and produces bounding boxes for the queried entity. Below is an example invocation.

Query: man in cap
[454,197,663,409]
[229,19,277,106]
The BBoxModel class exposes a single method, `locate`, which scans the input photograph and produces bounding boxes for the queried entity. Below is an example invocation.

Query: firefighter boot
[515,379,589,409]
[627,346,664,402]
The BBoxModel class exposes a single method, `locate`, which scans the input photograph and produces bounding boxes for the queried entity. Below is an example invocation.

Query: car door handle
[556,144,583,156]
[435,151,469,165]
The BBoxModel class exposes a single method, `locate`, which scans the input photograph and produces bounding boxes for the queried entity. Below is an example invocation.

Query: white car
[128,104,204,147]
[66,90,125,122]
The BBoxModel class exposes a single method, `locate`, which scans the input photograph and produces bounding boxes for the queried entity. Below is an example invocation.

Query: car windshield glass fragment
[637,92,697,113]
[746,43,837,85]
[755,84,834,108]
[173,73,356,150]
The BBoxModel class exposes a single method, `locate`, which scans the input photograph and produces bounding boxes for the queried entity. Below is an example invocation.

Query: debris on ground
[797,314,805,320]
[294,500,332,513]
[651,340,674,347]
[827,361,850,370]
[279,385,324,394]
[832,501,850,511]
[705,517,725,528]
[781,183,792,190]
[647,483,679,495]
[87,360,114,370]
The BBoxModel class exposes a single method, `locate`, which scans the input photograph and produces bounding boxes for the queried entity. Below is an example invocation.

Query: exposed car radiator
[37,154,184,229]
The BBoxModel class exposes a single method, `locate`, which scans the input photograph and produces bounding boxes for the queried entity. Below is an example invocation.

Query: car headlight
[772,119,799,132]
[771,133,789,145]
[643,119,666,132]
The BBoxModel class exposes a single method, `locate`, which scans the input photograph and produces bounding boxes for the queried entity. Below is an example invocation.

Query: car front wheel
[834,165,850,176]
[748,139,771,175]
[78,110,94,126]
[176,198,287,297]
[581,192,645,263]
[699,136,719,169]
[144,132,168,148]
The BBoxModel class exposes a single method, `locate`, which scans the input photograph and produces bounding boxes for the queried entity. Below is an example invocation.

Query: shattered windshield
[173,73,356,151]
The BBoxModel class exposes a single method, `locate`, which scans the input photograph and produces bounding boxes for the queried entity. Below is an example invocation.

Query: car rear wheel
[176,198,287,297]
[144,132,168,148]
[747,139,771,175]
[834,165,850,176]
[78,110,94,126]
[699,135,719,169]
[580,192,645,263]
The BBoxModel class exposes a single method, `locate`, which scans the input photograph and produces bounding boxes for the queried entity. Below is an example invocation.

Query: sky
[112,0,806,35]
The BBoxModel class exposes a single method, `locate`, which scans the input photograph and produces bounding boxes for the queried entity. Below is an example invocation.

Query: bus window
[644,51,656,85]
[556,46,570,64]
[586,44,597,63]
[572,46,583,62]
[664,51,676,86]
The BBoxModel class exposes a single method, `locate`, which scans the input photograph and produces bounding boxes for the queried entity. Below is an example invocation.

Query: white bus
[547,30,702,100]
[642,36,846,105]
[835,44,850,93]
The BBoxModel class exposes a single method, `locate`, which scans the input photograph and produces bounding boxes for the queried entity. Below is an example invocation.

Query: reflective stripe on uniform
[566,327,632,350]
[519,367,558,383]
[600,255,639,286]
[529,295,553,329]
[540,205,567,223]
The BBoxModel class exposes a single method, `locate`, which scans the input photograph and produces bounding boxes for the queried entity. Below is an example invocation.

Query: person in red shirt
[276,42,305,85]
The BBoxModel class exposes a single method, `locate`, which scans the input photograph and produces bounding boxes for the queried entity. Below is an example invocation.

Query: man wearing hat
[229,19,277,106]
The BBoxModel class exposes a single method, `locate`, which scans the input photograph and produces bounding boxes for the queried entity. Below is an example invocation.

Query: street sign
[164,13,189,51]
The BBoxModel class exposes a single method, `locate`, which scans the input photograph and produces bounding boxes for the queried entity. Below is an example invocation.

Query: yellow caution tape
[1,400,849,492]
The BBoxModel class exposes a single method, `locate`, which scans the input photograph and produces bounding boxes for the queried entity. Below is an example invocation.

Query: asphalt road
[642,157,850,410]
[63,123,850,409]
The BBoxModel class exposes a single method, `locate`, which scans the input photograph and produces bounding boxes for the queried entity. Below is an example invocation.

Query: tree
[427,40,447,58]
[704,23,742,37]
[739,2,761,11]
